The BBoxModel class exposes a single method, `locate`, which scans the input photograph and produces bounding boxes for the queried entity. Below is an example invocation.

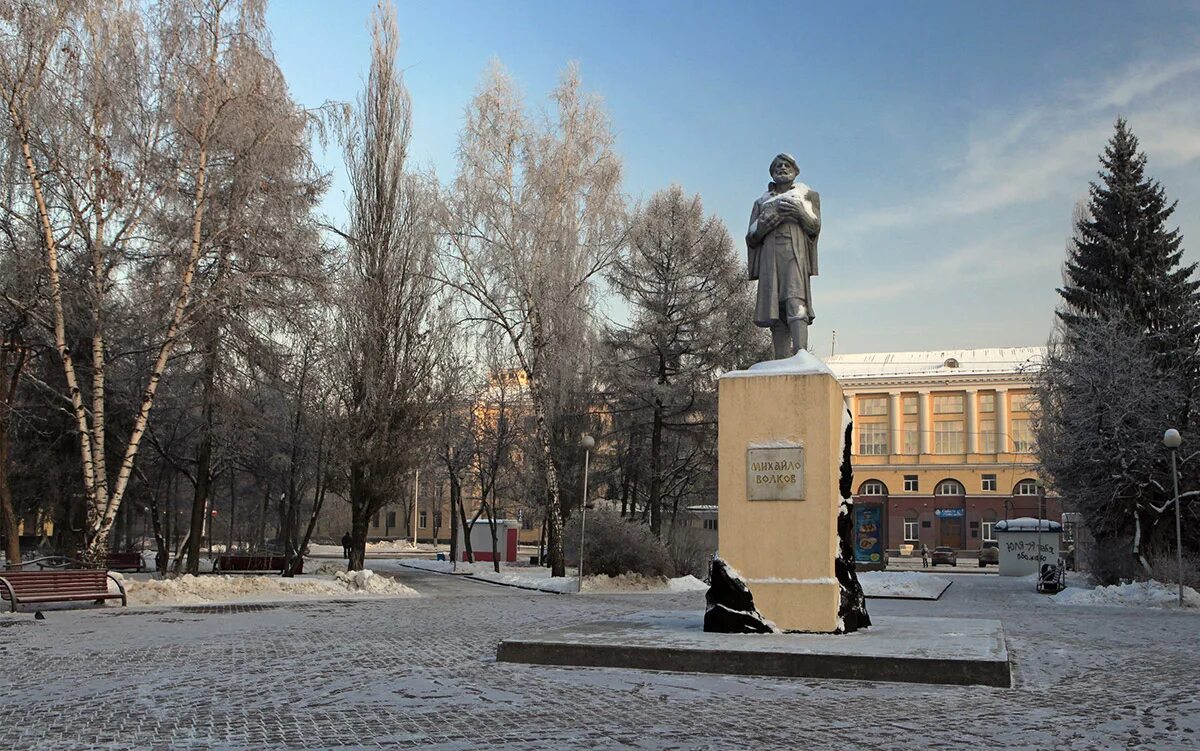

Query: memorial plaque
[746,445,805,500]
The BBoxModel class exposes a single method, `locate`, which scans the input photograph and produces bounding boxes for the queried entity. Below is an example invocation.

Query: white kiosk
[994,517,1063,577]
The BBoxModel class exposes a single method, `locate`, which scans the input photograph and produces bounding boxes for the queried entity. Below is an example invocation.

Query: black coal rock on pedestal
[704,556,776,634]
[836,409,871,633]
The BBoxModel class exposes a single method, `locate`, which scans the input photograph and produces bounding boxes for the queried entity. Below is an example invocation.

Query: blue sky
[266,0,1200,355]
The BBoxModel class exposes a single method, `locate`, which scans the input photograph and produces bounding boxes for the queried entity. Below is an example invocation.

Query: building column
[965,388,979,455]
[849,394,858,455]
[995,387,1010,454]
[889,392,902,456]
[917,389,931,455]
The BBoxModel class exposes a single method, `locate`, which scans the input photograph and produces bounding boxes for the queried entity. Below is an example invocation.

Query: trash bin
[436,552,446,562]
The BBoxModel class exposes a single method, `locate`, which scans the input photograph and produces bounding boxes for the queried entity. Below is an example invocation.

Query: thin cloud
[841,51,1200,239]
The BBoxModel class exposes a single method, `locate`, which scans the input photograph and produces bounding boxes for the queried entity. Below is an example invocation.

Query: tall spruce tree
[1059,118,1199,362]
[1041,118,1199,578]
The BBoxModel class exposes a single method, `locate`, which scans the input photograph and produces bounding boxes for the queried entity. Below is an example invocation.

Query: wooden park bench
[103,552,145,572]
[0,569,127,612]
[212,554,302,575]
[24,552,143,572]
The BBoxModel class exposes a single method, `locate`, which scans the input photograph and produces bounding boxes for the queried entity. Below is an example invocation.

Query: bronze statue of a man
[746,153,821,359]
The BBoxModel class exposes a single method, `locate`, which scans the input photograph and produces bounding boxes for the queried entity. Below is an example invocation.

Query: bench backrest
[107,552,142,566]
[0,570,110,599]
[217,555,284,570]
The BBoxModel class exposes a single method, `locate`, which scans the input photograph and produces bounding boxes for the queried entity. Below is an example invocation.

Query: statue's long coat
[746,184,821,327]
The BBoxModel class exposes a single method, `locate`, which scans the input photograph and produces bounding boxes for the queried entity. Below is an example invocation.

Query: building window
[982,474,997,492]
[933,394,964,414]
[858,396,887,416]
[419,511,428,528]
[978,418,996,453]
[372,513,380,528]
[434,512,443,527]
[386,511,397,529]
[934,421,964,454]
[903,520,919,542]
[903,395,918,415]
[1012,419,1034,453]
[703,518,718,531]
[860,480,887,496]
[521,515,534,531]
[1010,392,1034,413]
[982,522,996,542]
[858,423,888,455]
[979,393,995,413]
[1014,479,1039,496]
[903,475,918,492]
[935,479,965,496]
[903,422,918,454]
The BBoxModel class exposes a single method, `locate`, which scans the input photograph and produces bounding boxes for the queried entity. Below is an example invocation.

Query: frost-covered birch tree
[443,63,625,577]
[0,0,324,564]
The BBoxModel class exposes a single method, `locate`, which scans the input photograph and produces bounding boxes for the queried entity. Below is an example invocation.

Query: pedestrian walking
[341,532,352,559]
[921,543,929,568]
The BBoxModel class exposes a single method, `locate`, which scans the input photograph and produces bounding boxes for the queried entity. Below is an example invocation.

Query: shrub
[563,511,671,578]
[666,524,714,579]
[1145,544,1200,589]
[1083,535,1139,585]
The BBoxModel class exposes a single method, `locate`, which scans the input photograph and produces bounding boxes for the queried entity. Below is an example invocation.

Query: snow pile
[399,559,708,594]
[1051,579,1200,610]
[859,571,951,599]
[112,571,418,606]
[667,575,709,592]
[581,573,669,592]
[334,569,417,596]
[307,540,438,557]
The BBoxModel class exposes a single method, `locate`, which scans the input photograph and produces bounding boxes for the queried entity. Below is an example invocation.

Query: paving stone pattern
[1,569,1197,749]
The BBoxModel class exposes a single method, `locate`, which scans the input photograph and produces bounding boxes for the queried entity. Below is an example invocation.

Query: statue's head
[769,153,798,184]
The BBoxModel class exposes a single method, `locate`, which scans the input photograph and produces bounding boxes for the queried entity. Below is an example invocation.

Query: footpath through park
[1,567,1197,750]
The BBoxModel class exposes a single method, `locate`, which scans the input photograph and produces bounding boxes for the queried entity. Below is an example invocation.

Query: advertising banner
[855,505,884,563]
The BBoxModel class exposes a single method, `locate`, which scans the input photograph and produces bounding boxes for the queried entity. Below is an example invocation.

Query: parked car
[978,542,999,567]
[930,546,957,566]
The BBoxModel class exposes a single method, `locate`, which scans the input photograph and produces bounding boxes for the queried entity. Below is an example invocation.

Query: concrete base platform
[497,610,1010,687]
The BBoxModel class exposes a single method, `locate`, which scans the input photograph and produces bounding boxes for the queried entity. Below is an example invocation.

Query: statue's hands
[775,200,805,220]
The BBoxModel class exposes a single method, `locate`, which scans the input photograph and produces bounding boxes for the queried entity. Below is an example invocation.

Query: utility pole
[411,469,419,547]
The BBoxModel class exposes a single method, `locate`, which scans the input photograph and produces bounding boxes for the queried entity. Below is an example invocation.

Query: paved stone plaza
[2,567,1197,749]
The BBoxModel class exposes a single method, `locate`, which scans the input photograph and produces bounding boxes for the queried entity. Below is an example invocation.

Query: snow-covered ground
[858,571,951,599]
[397,559,708,594]
[307,539,441,556]
[107,569,419,607]
[1050,579,1200,610]
[5,564,1200,748]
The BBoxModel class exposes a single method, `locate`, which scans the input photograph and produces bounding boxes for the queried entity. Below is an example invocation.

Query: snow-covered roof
[995,517,1062,532]
[825,347,1045,379]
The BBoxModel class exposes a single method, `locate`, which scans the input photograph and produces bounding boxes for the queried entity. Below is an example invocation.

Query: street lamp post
[578,434,595,594]
[1163,428,1184,608]
[1036,479,1046,583]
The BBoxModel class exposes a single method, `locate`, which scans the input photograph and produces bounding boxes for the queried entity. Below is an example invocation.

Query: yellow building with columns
[825,347,1060,555]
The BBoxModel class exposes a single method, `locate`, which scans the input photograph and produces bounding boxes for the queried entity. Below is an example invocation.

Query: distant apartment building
[825,347,1061,554]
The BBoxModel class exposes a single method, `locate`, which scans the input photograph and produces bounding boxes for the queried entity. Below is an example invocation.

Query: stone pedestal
[718,352,845,632]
